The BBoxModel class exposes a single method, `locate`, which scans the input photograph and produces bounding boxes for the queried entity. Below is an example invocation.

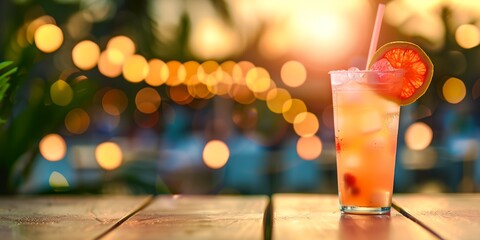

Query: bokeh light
[95,142,123,170]
[50,80,73,106]
[34,24,63,53]
[102,89,128,116]
[293,112,319,137]
[123,54,149,83]
[405,122,433,150]
[296,135,322,160]
[455,24,480,49]
[49,171,69,191]
[202,140,230,169]
[281,60,307,88]
[245,67,272,93]
[26,16,56,44]
[169,85,193,105]
[165,61,185,86]
[98,49,123,78]
[282,98,307,123]
[39,134,67,161]
[145,59,168,86]
[72,40,100,70]
[106,35,136,64]
[65,108,90,134]
[266,88,292,114]
[135,87,161,114]
[443,77,466,104]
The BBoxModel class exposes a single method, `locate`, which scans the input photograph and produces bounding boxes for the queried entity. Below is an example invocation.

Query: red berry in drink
[343,173,356,187]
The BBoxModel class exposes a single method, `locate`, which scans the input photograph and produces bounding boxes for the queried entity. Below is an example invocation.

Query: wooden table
[0,194,478,239]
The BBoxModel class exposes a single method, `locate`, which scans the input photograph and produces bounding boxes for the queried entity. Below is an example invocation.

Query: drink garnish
[368,41,434,105]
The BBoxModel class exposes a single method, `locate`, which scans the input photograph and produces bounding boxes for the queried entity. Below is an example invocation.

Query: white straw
[366,4,386,69]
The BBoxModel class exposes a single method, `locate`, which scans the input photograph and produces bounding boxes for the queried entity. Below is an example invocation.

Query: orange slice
[368,41,434,106]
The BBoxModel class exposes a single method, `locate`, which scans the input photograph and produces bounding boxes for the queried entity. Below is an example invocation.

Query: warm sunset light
[39,134,67,161]
[297,135,322,160]
[95,142,123,170]
[203,140,230,169]
[102,89,128,116]
[135,87,161,114]
[50,80,73,106]
[49,171,69,191]
[405,122,433,150]
[123,54,149,83]
[281,60,307,88]
[443,77,466,104]
[455,24,480,49]
[190,18,239,59]
[293,112,319,137]
[282,98,307,123]
[72,40,100,70]
[34,24,63,53]
[65,108,90,134]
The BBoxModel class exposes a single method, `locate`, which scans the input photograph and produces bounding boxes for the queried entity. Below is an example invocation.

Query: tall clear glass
[329,69,404,214]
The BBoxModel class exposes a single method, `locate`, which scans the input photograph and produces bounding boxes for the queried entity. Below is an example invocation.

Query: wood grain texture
[0,195,152,240]
[272,194,437,240]
[393,194,480,240]
[103,195,268,240]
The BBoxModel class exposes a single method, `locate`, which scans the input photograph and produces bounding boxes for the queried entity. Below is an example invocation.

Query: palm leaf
[0,61,17,102]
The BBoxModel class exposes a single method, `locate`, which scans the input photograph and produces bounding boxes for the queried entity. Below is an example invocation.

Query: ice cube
[344,155,361,168]
[359,110,382,133]
[370,190,391,206]
[364,131,388,150]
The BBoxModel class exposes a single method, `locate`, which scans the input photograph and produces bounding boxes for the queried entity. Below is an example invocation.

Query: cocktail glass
[329,69,404,214]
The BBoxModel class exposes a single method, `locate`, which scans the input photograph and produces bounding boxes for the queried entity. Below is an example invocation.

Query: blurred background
[0,0,478,195]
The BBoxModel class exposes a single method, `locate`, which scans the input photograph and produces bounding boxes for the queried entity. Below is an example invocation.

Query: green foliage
[0,61,17,114]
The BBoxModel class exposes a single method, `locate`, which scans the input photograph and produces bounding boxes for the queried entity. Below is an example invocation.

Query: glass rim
[328,69,405,74]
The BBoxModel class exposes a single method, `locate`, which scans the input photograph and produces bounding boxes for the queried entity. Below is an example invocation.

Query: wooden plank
[393,194,480,240]
[0,195,152,240]
[103,195,269,240]
[272,194,438,240]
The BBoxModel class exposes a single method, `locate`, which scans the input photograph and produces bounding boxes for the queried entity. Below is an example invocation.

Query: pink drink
[330,69,403,214]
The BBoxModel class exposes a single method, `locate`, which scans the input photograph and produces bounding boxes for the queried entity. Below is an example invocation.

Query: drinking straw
[366,3,386,69]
